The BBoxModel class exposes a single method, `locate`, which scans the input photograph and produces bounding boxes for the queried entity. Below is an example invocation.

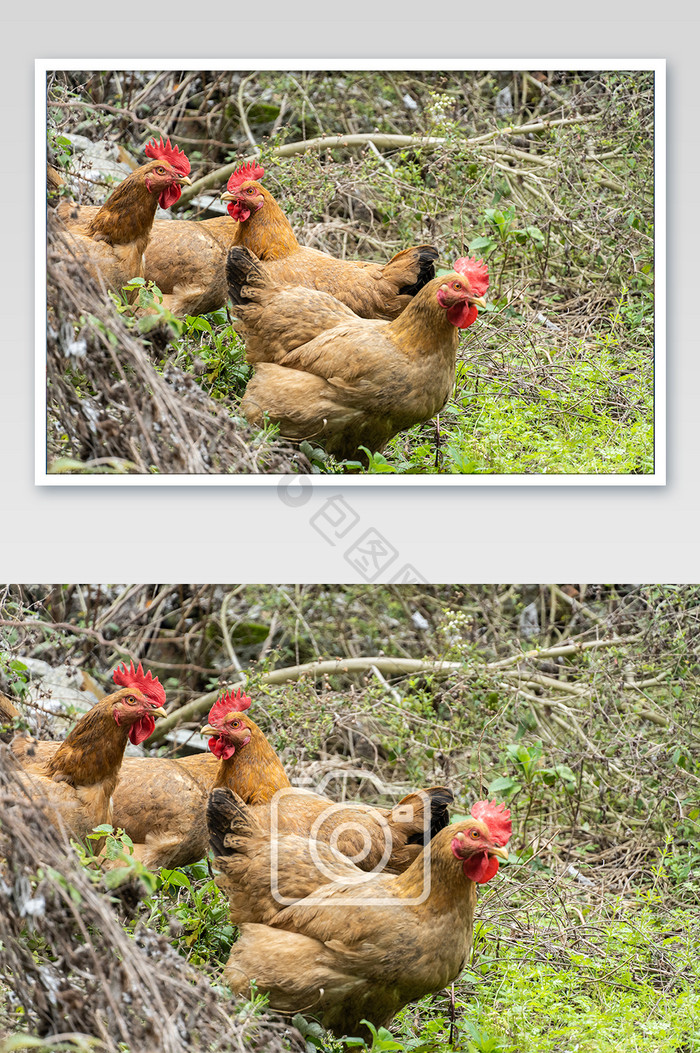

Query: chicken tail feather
[226,246,270,306]
[207,786,258,856]
[380,245,439,296]
[391,785,454,847]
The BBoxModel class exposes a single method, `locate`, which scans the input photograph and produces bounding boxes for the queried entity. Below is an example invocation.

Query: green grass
[6,586,697,1050]
[117,858,700,1053]
[157,293,654,477]
[454,906,700,1053]
[77,821,698,1053]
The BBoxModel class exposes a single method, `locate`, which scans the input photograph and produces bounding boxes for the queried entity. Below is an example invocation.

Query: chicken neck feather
[232,185,299,260]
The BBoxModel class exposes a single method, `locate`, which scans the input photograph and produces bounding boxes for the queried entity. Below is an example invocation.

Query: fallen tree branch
[176,114,604,207]
[487,634,642,670]
[146,656,463,742]
[146,637,639,743]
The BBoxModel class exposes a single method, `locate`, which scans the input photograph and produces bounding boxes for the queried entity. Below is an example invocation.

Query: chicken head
[201,688,253,759]
[111,661,168,744]
[450,799,512,883]
[221,162,266,222]
[143,136,192,209]
[435,256,490,329]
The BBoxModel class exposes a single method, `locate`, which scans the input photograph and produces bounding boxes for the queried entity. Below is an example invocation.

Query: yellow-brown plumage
[56,174,437,318]
[10,710,288,869]
[53,155,190,298]
[228,247,485,459]
[11,687,166,842]
[208,789,507,1038]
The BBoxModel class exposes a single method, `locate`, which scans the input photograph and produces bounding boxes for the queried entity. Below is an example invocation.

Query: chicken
[11,675,167,842]
[200,689,454,874]
[227,246,489,460]
[71,683,288,869]
[13,680,449,872]
[217,162,439,320]
[11,676,285,869]
[53,137,191,298]
[12,662,208,870]
[208,789,511,1038]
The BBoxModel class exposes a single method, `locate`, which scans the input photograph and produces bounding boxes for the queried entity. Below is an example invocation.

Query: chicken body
[9,661,204,868]
[54,148,191,298]
[208,789,508,1038]
[218,170,438,320]
[228,247,486,459]
[12,687,167,842]
[12,686,450,872]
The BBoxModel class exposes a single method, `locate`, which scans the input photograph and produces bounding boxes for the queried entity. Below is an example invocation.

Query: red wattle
[159,184,182,210]
[228,201,251,223]
[209,735,236,760]
[462,852,500,884]
[446,302,478,329]
[129,715,155,745]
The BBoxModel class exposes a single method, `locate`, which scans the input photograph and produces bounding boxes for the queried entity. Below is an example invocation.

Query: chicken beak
[220,191,235,202]
[200,723,217,735]
[151,707,168,719]
[179,176,192,186]
[470,296,487,310]
[489,845,509,862]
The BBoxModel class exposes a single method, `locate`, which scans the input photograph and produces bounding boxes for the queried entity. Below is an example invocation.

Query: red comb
[226,161,265,192]
[471,800,512,846]
[454,256,489,298]
[112,661,166,708]
[208,687,252,724]
[144,137,191,177]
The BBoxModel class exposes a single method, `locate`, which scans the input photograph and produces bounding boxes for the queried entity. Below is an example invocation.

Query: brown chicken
[14,680,450,872]
[12,663,209,870]
[53,137,191,297]
[227,246,489,460]
[12,678,289,869]
[12,676,167,842]
[77,684,289,869]
[200,689,453,874]
[216,162,439,320]
[208,789,511,1038]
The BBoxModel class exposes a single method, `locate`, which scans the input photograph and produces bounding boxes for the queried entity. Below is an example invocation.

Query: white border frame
[36,59,666,487]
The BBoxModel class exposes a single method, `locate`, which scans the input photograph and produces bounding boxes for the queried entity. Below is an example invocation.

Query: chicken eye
[246,188,255,194]
[230,720,241,728]
[470,829,480,839]
[453,282,462,290]
[125,696,137,705]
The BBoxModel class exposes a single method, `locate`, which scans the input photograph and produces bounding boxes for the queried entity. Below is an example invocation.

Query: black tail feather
[397,245,439,296]
[207,787,253,856]
[226,246,268,307]
[406,785,454,846]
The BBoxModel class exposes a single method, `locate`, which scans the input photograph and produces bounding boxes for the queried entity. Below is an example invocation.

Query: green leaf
[160,869,192,889]
[488,775,520,794]
[468,235,496,254]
